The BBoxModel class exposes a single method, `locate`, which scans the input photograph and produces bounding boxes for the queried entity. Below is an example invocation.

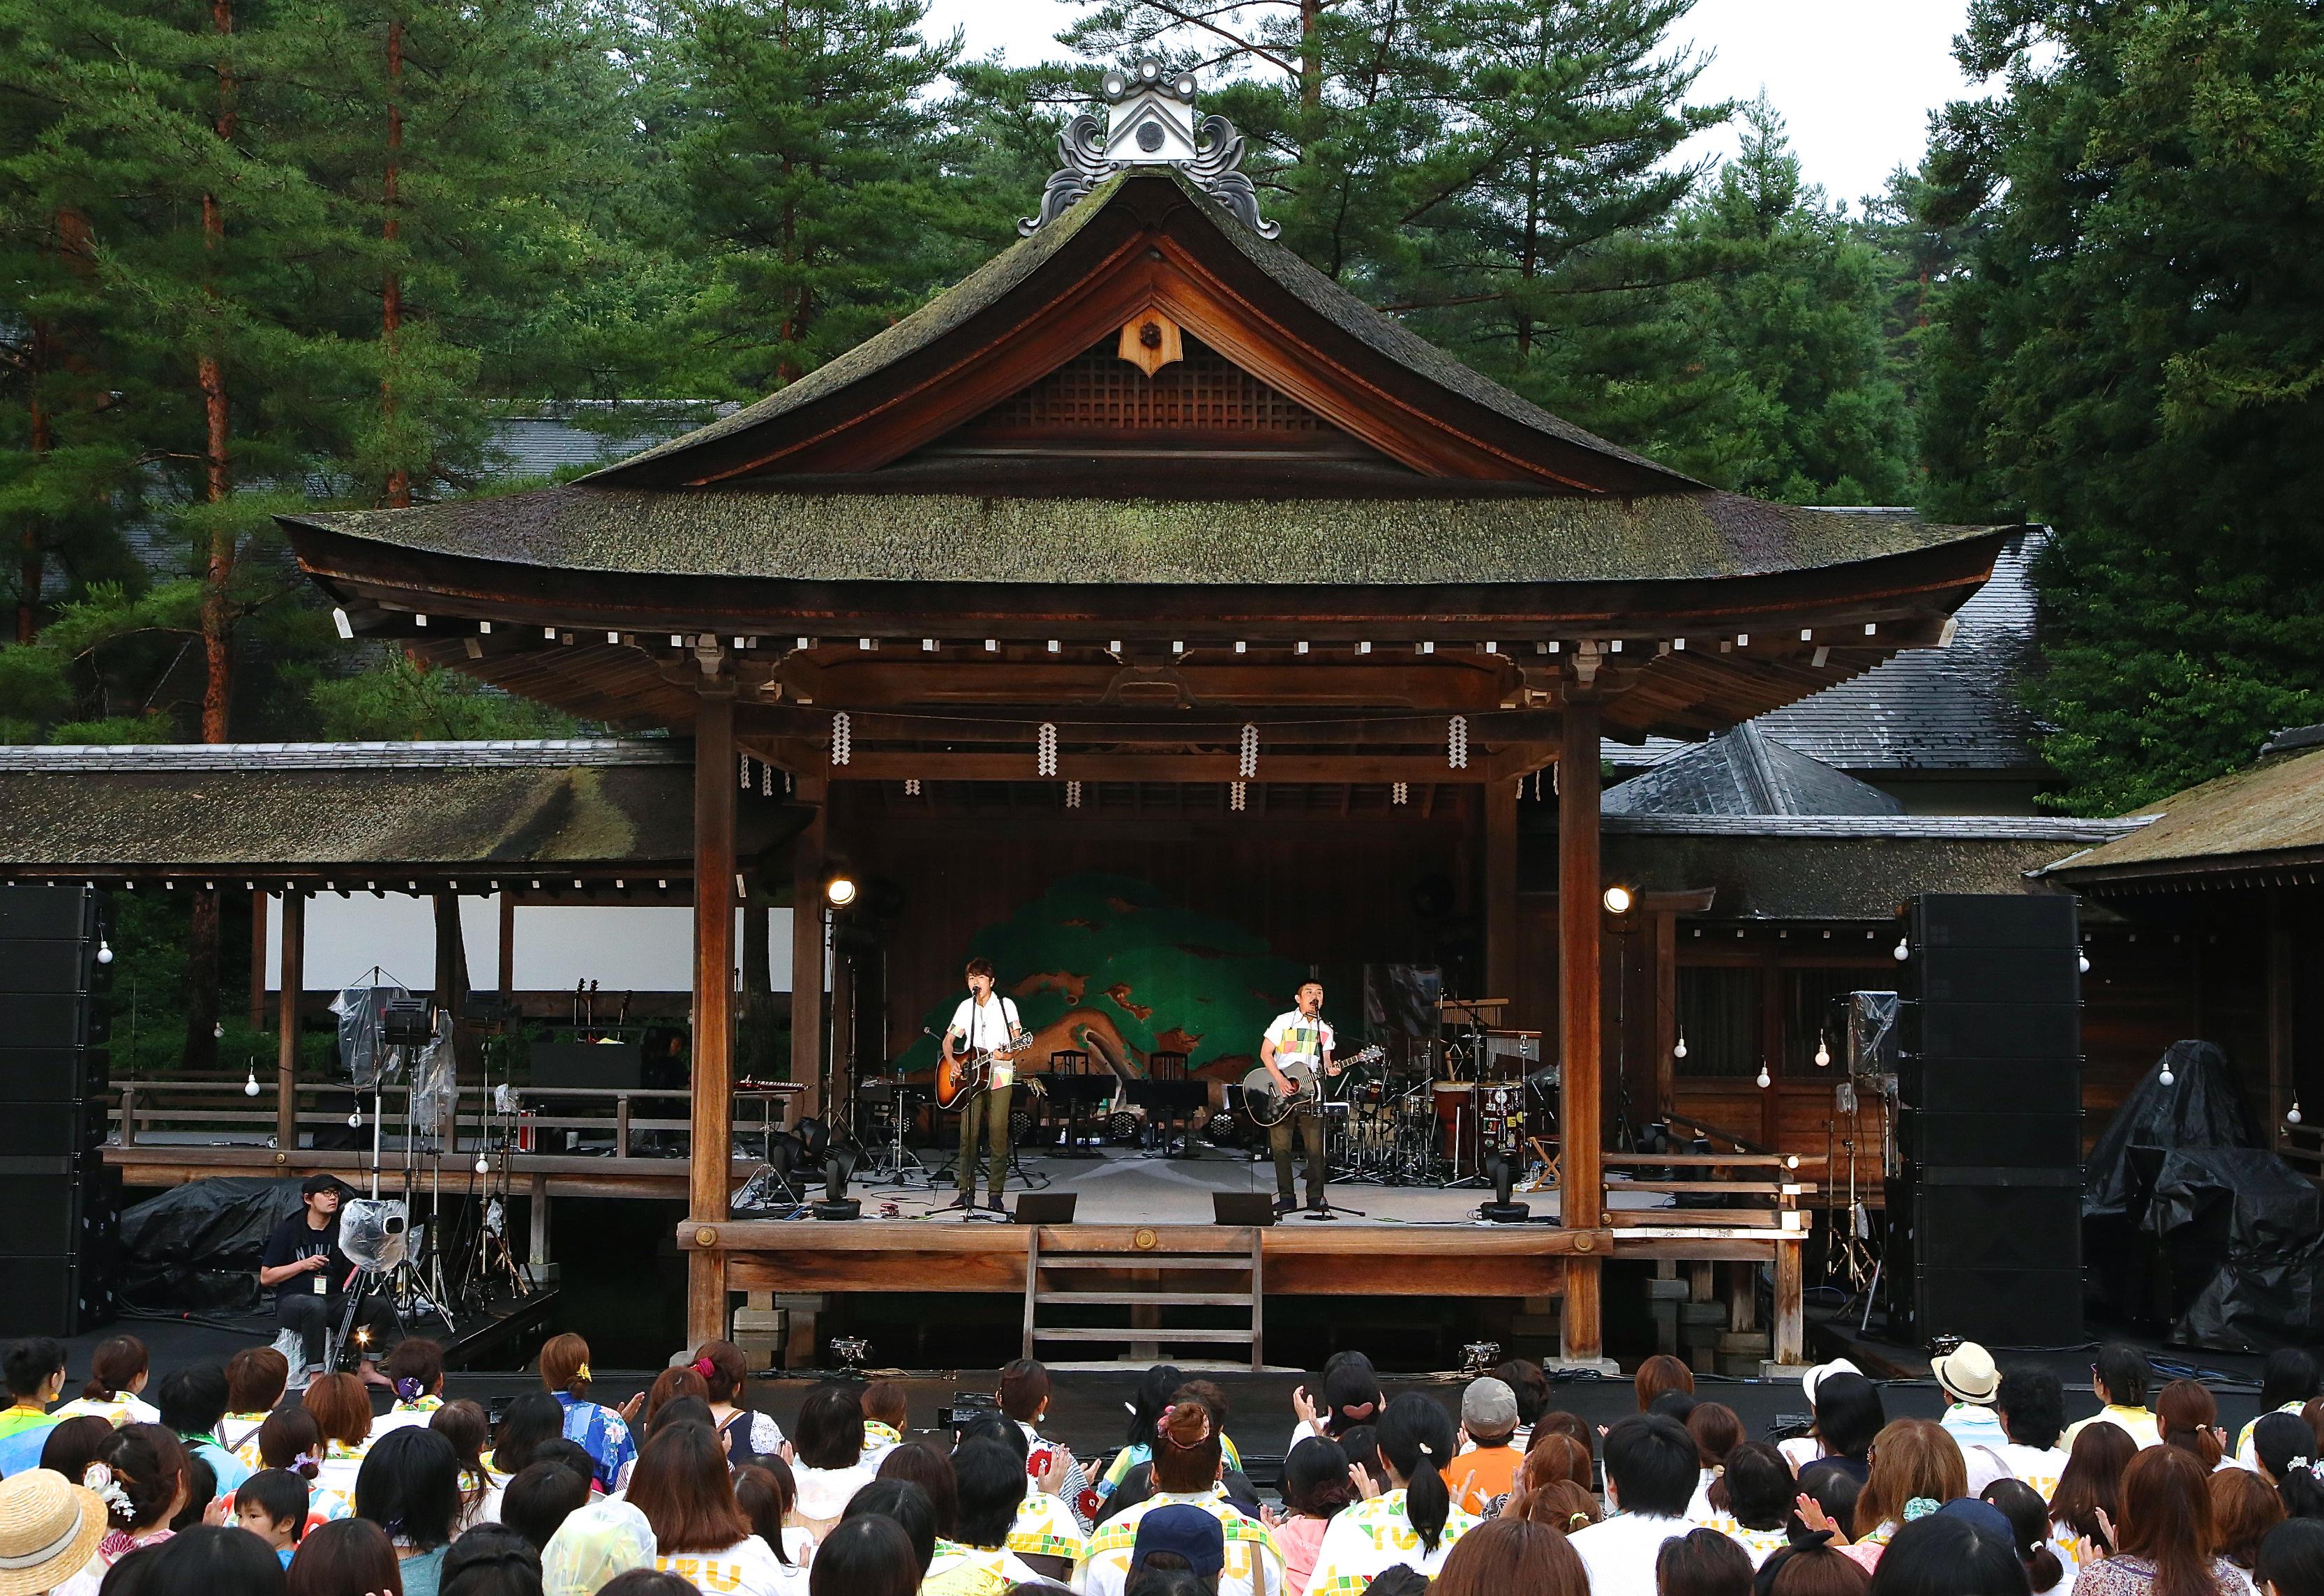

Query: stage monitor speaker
[1212,1192,1279,1228]
[1013,1194,1078,1226]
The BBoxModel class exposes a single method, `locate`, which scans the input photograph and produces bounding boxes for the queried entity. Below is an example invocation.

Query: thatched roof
[2039,730,2324,890]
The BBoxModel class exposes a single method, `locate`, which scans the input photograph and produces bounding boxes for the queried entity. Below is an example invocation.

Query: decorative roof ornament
[1019,59,1278,239]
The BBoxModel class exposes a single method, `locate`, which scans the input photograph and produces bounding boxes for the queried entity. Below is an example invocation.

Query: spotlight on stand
[813,1145,860,1221]
[1480,1156,1529,1223]
[824,873,858,908]
[1601,883,1635,916]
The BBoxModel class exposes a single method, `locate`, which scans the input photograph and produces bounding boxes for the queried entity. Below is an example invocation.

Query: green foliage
[305,651,583,741]
[1918,0,2324,811]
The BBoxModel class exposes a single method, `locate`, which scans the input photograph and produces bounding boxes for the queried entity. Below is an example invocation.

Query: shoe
[943,1194,972,1211]
[985,1196,1007,1214]
[1272,1194,1296,1214]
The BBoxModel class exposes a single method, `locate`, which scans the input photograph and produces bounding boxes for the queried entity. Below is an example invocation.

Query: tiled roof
[1608,527,2047,775]
[485,402,736,481]
[1605,813,2142,842]
[1603,724,1903,818]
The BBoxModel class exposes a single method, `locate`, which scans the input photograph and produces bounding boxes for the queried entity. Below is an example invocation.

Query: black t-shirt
[261,1212,346,1311]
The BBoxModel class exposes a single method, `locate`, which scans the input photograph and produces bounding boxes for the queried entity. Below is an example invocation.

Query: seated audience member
[536,1334,632,1493]
[1103,1383,1261,1523]
[1932,1342,2010,1452]
[0,1468,109,1591]
[2259,1519,2324,1596]
[122,1521,290,1594]
[287,1516,403,1596]
[156,1362,250,1496]
[1444,1378,1524,1516]
[1637,1355,1696,1413]
[1684,1403,1744,1519]
[222,1347,291,1466]
[952,1413,1082,1576]
[36,1415,114,1489]
[0,1337,67,1459]
[438,1525,544,1596]
[236,1468,310,1567]
[353,1426,465,1596]
[167,1452,216,1531]
[54,1423,190,1593]
[1656,1526,1755,1596]
[805,1514,917,1596]
[878,1440,961,1539]
[2066,1445,2242,1596]
[1994,1371,2070,1500]
[1103,1365,1190,1512]
[2053,1420,2139,1564]
[613,1369,710,1493]
[859,1380,908,1470]
[52,1336,159,1427]
[1264,1435,1353,1593]
[922,1437,1054,1592]
[1567,1415,1698,1596]
[1431,1516,1589,1596]
[253,1408,341,1528]
[375,1339,449,1439]
[1980,1478,2069,1596]
[1284,1353,1384,1461]
[735,1457,813,1576]
[1513,1480,1604,1537]
[1864,1505,2027,1596]
[2242,1350,2323,1469]
[2062,1344,2161,1451]
[1839,1420,1967,1574]
[1305,1393,1474,1591]
[1519,1432,1596,1498]
[1757,1537,1871,1596]
[787,1383,876,1540]
[691,1340,786,1465]
[628,1420,792,1595]
[841,1478,938,1579]
[1700,1440,1794,1565]
[1081,1398,1286,1596]
[997,1358,1092,1526]
[302,1375,375,1521]
[2213,1467,2288,1576]
[489,1393,567,1478]
[539,1496,658,1596]
[502,1461,591,1551]
[1494,1360,1552,1452]
[1125,1505,1226,1595]
[1799,1373,1884,1485]
[2157,1377,2231,1471]
[430,1401,500,1530]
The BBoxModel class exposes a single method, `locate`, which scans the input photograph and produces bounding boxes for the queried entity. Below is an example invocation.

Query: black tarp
[2082,1040,2324,1349]
[117,1177,307,1313]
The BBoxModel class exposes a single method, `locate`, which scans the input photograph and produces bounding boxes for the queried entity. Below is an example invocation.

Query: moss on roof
[2041,743,2324,882]
[1598,831,2083,920]
[287,484,1995,587]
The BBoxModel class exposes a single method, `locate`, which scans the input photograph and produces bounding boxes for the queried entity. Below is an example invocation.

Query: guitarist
[1260,980,1341,1214]
[942,958,1026,1213]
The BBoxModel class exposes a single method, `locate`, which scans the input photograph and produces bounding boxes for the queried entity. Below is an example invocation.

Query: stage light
[825,875,858,908]
[1601,884,1634,915]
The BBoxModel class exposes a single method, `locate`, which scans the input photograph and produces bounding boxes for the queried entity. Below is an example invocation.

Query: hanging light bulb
[1814,1032,1831,1069]
[2078,949,2091,974]
[1893,938,1910,962]
[475,1155,491,1174]
[243,1064,261,1097]
[96,938,113,965]
[2160,1062,2176,1087]
[1755,1062,1771,1090]
[349,1108,363,1128]
[1672,1031,1688,1061]
[2289,1101,2305,1127]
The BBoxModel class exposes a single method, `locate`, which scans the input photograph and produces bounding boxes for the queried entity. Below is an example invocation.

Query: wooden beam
[1774,1237,1805,1364]
[1559,698,1605,1362]
[276,891,303,1154]
[802,750,1544,783]
[1485,779,1518,1007]
[433,892,463,1021]
[687,683,738,1347]
[497,892,516,1006]
[1653,908,1679,1117]
[790,774,828,1121]
[248,889,267,1031]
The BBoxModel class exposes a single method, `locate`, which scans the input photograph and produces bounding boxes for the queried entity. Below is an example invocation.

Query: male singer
[941,958,1026,1213]
[1259,980,1341,1213]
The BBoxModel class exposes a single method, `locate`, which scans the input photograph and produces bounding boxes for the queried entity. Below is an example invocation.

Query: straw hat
[1932,1341,2001,1405]
[0,1470,110,1596]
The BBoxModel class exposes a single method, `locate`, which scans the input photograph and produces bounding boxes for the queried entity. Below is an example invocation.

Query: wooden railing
[1603,1150,1824,1231]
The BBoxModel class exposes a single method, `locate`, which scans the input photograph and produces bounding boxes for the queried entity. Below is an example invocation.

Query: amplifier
[1897,1055,2080,1117]
[1909,894,2078,951]
[1901,1110,2084,1169]
[1907,1002,2079,1062]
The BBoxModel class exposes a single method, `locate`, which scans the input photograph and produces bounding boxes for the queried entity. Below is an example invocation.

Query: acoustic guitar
[1240,1045,1384,1128]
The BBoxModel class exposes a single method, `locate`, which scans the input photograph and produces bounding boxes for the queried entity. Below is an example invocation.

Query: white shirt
[656,1535,800,1596]
[1778,1435,1827,1473]
[949,994,1021,1053]
[1998,1443,2069,1500]
[790,1461,876,1527]
[1264,1010,1334,1069]
[1305,1489,1476,1592]
[1568,1511,1693,1596]
[1082,1488,1284,1596]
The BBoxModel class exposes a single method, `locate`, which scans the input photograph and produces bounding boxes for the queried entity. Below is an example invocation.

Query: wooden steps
[1023,1226,1264,1371]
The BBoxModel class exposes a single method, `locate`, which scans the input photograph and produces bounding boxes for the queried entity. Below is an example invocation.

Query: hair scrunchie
[693,1356,717,1379]
[1903,1497,1940,1522]
[394,1377,424,1403]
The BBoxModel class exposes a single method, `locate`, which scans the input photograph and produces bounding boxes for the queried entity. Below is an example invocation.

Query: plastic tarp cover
[2084,1040,2260,1223]
[329,982,408,1087]
[117,1177,308,1313]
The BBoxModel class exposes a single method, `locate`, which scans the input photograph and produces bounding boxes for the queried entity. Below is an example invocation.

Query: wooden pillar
[248,890,268,1030]
[790,774,828,1120]
[1773,1237,1805,1364]
[687,685,737,1347]
[497,891,516,1007]
[1484,777,1519,1009]
[1651,909,1678,1117]
[1558,699,1605,1362]
[2269,890,2293,1146]
[432,891,464,1021]
[276,891,303,1152]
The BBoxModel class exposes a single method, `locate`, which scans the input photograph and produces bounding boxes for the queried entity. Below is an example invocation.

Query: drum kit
[1295,997,1560,1189]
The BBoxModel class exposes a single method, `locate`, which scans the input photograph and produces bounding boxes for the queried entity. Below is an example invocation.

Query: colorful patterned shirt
[922,1543,1049,1595]
[1079,1486,1282,1596]
[555,1394,635,1493]
[1699,1514,1790,1567]
[0,1406,54,1443]
[1008,1489,1086,1564]
[222,1411,273,1470]
[1305,1490,1477,1595]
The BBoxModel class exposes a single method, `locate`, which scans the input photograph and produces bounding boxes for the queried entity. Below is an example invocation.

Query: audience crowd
[1,1327,2322,1596]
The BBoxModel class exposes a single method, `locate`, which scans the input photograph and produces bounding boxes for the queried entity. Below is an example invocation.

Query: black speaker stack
[0,887,120,1334]
[1887,893,2084,1347]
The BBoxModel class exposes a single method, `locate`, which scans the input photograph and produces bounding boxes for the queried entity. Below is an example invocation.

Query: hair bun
[1157,1401,1215,1450]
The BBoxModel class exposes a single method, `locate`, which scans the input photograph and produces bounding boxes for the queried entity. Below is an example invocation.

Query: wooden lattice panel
[948,338,1358,447]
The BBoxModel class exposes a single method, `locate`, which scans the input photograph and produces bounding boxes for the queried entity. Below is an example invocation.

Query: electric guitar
[1240,1045,1384,1128]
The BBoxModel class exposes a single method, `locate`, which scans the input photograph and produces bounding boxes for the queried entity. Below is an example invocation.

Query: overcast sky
[922,0,1982,209]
